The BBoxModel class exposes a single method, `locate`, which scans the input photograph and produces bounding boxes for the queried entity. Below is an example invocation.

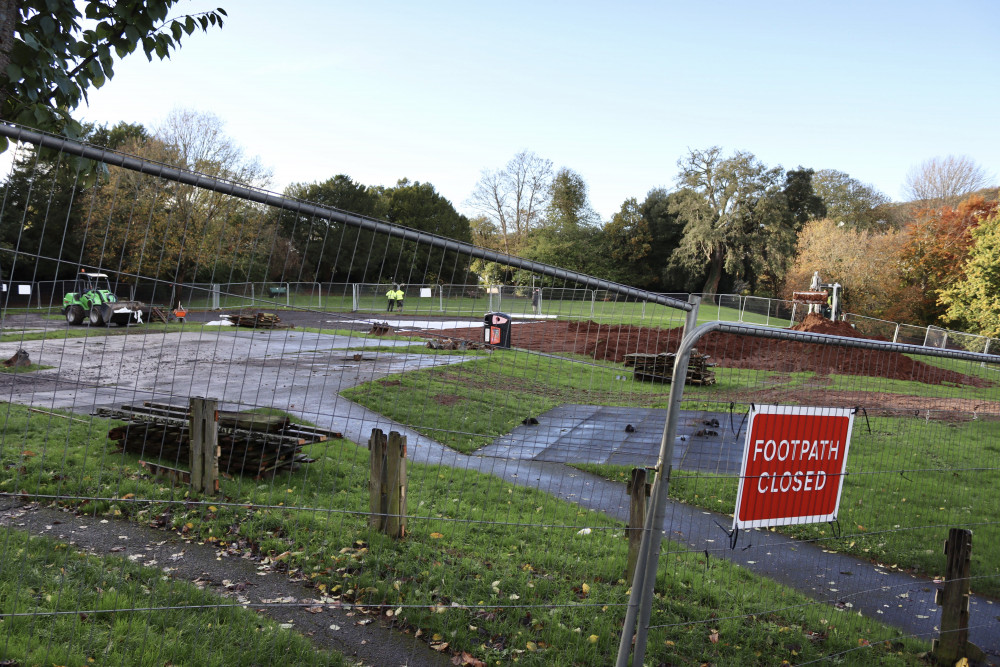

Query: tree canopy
[939,209,1000,336]
[668,147,788,296]
[0,1,225,143]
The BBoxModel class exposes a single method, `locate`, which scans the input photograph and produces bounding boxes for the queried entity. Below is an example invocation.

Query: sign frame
[733,405,855,530]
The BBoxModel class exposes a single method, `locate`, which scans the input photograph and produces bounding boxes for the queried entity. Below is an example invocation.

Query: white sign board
[420,288,432,298]
[18,284,31,295]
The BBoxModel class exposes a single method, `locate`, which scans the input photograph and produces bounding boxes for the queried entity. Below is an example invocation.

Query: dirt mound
[791,313,864,337]
[424,319,990,388]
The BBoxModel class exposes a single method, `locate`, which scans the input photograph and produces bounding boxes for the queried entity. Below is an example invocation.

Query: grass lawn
[0,529,344,666]
[0,402,928,666]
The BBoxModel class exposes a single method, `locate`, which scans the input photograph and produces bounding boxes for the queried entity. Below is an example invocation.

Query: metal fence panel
[2,124,998,667]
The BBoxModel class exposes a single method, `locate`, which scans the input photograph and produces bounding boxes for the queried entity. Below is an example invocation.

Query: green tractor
[62,272,149,326]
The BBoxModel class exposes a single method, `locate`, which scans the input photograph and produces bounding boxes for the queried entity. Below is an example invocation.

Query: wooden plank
[368,429,387,530]
[385,431,407,539]
[190,397,219,496]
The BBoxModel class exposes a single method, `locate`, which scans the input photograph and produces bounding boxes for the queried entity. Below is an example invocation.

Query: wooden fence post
[626,467,651,581]
[189,397,219,495]
[385,431,407,538]
[368,429,407,537]
[368,429,387,530]
[933,528,985,664]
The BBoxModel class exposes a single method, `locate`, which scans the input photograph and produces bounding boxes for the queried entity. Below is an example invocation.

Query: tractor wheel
[65,305,84,325]
[89,306,106,326]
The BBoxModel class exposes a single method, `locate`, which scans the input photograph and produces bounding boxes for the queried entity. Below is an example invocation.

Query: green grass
[342,351,771,453]
[0,529,344,666]
[0,363,52,374]
[577,415,1000,599]
[0,402,929,666]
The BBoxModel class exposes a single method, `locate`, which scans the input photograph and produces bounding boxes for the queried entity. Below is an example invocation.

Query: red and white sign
[733,405,855,530]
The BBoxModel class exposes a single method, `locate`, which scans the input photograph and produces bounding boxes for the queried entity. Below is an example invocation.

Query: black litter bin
[484,312,511,348]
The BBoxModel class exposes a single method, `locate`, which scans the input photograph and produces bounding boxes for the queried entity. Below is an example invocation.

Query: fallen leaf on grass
[430,532,444,539]
[304,606,324,614]
[709,630,719,644]
[431,642,449,652]
[451,652,486,667]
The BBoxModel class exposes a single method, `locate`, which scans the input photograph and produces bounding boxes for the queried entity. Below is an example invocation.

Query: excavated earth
[427,313,993,388]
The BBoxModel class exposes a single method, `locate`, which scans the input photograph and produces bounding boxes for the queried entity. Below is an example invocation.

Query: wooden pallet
[623,350,716,386]
[100,402,342,479]
[222,311,293,329]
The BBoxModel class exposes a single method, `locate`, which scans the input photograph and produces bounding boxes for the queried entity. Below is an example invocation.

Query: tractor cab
[73,272,115,298]
[63,271,147,326]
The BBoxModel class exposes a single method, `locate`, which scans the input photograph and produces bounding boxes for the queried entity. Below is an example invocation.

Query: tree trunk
[701,246,723,297]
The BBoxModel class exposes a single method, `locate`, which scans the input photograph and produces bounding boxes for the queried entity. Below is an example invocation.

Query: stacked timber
[623,349,716,386]
[99,402,342,478]
[223,312,292,329]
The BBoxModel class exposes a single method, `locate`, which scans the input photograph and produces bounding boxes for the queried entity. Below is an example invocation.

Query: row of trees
[467,148,997,336]
[467,148,897,296]
[0,111,473,305]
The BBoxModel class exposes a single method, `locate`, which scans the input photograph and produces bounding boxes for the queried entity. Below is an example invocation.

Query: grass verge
[0,402,930,665]
[0,529,344,666]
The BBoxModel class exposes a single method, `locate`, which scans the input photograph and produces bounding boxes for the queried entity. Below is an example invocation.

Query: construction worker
[394,285,405,312]
[386,285,396,312]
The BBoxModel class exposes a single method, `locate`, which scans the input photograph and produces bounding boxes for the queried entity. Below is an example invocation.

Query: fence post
[189,397,219,495]
[385,431,407,538]
[368,428,407,537]
[625,468,650,581]
[893,323,900,343]
[285,282,290,306]
[933,528,985,664]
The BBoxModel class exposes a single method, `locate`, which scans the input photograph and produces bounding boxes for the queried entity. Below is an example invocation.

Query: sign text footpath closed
[733,405,855,530]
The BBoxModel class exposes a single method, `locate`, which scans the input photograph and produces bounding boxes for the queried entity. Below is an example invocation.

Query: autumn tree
[897,196,999,324]
[939,209,1000,335]
[904,155,994,205]
[468,150,552,255]
[782,218,906,319]
[83,110,271,306]
[0,1,225,142]
[669,147,788,296]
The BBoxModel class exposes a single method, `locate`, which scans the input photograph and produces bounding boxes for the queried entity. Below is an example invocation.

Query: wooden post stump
[626,467,651,581]
[189,397,220,495]
[933,528,986,664]
[368,429,407,537]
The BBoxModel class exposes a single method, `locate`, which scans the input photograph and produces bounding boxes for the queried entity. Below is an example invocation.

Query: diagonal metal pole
[616,295,700,666]
[0,123,693,313]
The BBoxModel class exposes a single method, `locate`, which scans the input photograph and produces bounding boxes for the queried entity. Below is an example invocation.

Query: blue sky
[78,0,1000,220]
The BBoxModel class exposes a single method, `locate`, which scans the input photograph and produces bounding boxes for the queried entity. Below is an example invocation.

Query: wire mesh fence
[0,123,998,666]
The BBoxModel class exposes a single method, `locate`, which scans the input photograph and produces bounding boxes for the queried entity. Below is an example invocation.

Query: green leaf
[39,16,56,37]
[6,63,21,82]
[171,22,183,41]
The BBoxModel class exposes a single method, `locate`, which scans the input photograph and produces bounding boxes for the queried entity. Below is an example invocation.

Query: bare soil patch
[426,313,991,388]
